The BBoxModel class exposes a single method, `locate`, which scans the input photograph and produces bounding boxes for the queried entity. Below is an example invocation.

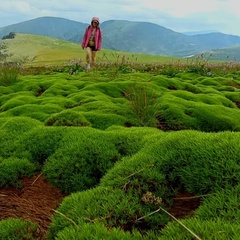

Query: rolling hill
[1,17,240,61]
[187,45,240,62]
[0,17,87,43]
[0,33,83,65]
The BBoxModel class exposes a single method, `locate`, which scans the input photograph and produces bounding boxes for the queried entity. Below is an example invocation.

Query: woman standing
[82,17,102,70]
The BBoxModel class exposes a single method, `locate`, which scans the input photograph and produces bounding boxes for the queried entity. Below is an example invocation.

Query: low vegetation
[0,33,240,239]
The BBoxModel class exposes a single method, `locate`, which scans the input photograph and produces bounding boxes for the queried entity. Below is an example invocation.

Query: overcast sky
[1,0,240,36]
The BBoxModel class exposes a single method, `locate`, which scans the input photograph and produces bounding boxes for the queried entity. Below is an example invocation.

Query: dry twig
[31,173,43,185]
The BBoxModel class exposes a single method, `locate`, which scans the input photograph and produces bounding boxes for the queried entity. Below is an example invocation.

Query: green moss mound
[54,222,147,240]
[159,218,240,240]
[1,63,240,239]
[0,157,36,187]
[47,186,169,239]
[0,218,38,240]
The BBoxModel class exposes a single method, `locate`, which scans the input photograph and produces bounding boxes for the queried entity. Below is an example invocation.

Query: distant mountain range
[1,16,240,60]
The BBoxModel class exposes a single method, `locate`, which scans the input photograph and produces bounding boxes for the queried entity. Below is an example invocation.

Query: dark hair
[91,21,99,26]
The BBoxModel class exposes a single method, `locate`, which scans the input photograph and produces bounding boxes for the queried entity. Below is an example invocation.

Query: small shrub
[160,64,180,77]
[2,32,16,40]
[67,59,85,75]
[0,62,20,86]
[123,83,159,127]
[186,53,213,76]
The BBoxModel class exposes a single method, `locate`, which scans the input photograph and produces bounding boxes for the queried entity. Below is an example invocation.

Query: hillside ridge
[1,17,240,61]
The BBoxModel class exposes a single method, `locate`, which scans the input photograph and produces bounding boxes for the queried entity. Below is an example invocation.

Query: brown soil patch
[234,101,240,109]
[169,191,201,218]
[1,176,200,239]
[156,114,169,131]
[0,174,66,239]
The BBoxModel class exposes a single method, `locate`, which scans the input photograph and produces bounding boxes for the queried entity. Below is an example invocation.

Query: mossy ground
[0,39,240,239]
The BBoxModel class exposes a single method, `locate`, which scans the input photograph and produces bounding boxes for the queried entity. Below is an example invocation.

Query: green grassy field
[2,33,176,66]
[0,33,240,240]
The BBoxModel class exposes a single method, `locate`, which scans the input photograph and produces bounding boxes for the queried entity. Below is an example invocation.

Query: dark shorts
[87,45,97,51]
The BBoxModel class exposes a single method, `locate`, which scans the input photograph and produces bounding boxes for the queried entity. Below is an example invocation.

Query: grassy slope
[3,33,82,65]
[189,45,240,62]
[2,33,178,66]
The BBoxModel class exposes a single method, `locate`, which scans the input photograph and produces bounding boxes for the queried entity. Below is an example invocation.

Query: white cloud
[140,0,237,17]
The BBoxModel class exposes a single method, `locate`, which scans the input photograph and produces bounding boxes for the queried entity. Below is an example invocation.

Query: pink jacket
[82,25,102,51]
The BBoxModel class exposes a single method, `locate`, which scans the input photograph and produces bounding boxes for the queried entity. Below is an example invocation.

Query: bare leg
[91,51,97,66]
[85,47,92,70]
[85,47,92,64]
